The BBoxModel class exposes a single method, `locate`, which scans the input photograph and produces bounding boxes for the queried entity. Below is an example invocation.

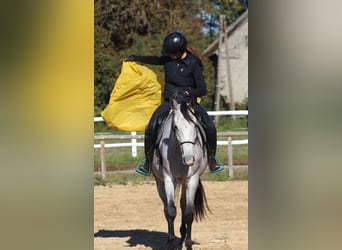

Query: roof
[202,10,248,58]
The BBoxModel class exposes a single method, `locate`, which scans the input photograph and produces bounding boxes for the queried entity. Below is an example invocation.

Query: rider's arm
[185,62,207,98]
[128,55,171,65]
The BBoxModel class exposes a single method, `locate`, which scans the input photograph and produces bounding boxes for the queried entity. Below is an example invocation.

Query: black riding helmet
[162,32,187,54]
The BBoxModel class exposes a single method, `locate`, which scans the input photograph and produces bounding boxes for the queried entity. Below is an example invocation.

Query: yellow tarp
[101,62,161,132]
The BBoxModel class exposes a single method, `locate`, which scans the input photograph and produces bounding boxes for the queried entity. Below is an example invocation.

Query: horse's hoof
[167,237,182,250]
[185,239,193,250]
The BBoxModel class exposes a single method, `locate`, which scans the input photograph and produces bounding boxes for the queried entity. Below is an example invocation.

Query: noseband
[179,141,195,145]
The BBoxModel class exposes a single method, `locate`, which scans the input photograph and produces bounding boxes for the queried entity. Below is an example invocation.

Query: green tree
[94,0,247,116]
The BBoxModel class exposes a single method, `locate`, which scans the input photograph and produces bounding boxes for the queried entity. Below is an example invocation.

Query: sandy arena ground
[94,181,248,250]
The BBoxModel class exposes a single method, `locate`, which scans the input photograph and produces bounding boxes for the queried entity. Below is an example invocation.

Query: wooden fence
[94,131,248,178]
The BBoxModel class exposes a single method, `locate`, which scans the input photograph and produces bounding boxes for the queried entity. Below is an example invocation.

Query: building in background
[203,11,248,110]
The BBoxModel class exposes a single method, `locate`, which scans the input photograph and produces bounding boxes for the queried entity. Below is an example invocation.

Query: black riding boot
[208,150,224,173]
[136,103,170,176]
[207,131,224,173]
[136,135,154,176]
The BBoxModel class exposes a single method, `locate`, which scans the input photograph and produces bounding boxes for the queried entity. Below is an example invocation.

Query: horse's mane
[178,100,196,124]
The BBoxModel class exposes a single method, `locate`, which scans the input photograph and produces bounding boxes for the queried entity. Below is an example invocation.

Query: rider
[126,31,224,176]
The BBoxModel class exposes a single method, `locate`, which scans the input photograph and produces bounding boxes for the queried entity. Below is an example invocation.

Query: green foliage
[209,0,247,25]
[217,116,248,131]
[94,175,108,186]
[94,170,247,186]
[94,172,155,186]
[94,0,248,115]
[201,169,248,181]
[94,53,116,116]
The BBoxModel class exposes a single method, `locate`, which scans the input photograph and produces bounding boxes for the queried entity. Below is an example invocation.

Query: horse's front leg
[180,195,194,250]
[165,202,176,243]
[163,177,178,246]
[180,192,193,250]
[180,177,199,250]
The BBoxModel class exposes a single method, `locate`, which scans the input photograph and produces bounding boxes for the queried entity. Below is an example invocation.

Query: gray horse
[152,97,210,250]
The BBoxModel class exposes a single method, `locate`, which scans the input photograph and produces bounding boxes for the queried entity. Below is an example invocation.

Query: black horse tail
[193,179,211,221]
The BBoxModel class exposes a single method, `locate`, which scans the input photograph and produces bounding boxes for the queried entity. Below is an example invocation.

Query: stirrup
[135,159,150,176]
[209,157,225,174]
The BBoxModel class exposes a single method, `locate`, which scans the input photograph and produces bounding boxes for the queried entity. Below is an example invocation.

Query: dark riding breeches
[143,101,171,162]
[145,101,171,142]
[193,104,217,155]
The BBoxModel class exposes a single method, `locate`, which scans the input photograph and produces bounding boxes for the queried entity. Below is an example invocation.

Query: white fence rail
[93,110,248,123]
[93,139,248,149]
[94,110,248,151]
[94,110,248,178]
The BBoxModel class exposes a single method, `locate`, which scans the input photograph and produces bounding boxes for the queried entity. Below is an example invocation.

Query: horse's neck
[157,113,174,144]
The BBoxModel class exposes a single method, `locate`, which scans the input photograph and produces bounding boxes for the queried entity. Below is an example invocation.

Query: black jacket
[131,53,207,99]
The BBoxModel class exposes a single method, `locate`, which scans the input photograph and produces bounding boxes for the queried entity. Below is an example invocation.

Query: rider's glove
[125,55,136,62]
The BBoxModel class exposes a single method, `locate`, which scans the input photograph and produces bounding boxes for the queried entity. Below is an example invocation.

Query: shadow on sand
[94,229,199,249]
[94,229,170,249]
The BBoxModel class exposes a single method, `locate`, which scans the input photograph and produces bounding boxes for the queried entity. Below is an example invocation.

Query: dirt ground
[94,181,248,250]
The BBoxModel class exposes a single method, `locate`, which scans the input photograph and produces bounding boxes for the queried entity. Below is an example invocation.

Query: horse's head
[171,96,197,167]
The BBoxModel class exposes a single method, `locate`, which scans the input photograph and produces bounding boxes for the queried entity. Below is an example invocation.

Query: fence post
[100,139,106,178]
[227,136,234,178]
[131,131,137,157]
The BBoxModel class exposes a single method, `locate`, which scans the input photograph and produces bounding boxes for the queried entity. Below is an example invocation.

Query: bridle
[171,100,202,147]
[179,140,195,146]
